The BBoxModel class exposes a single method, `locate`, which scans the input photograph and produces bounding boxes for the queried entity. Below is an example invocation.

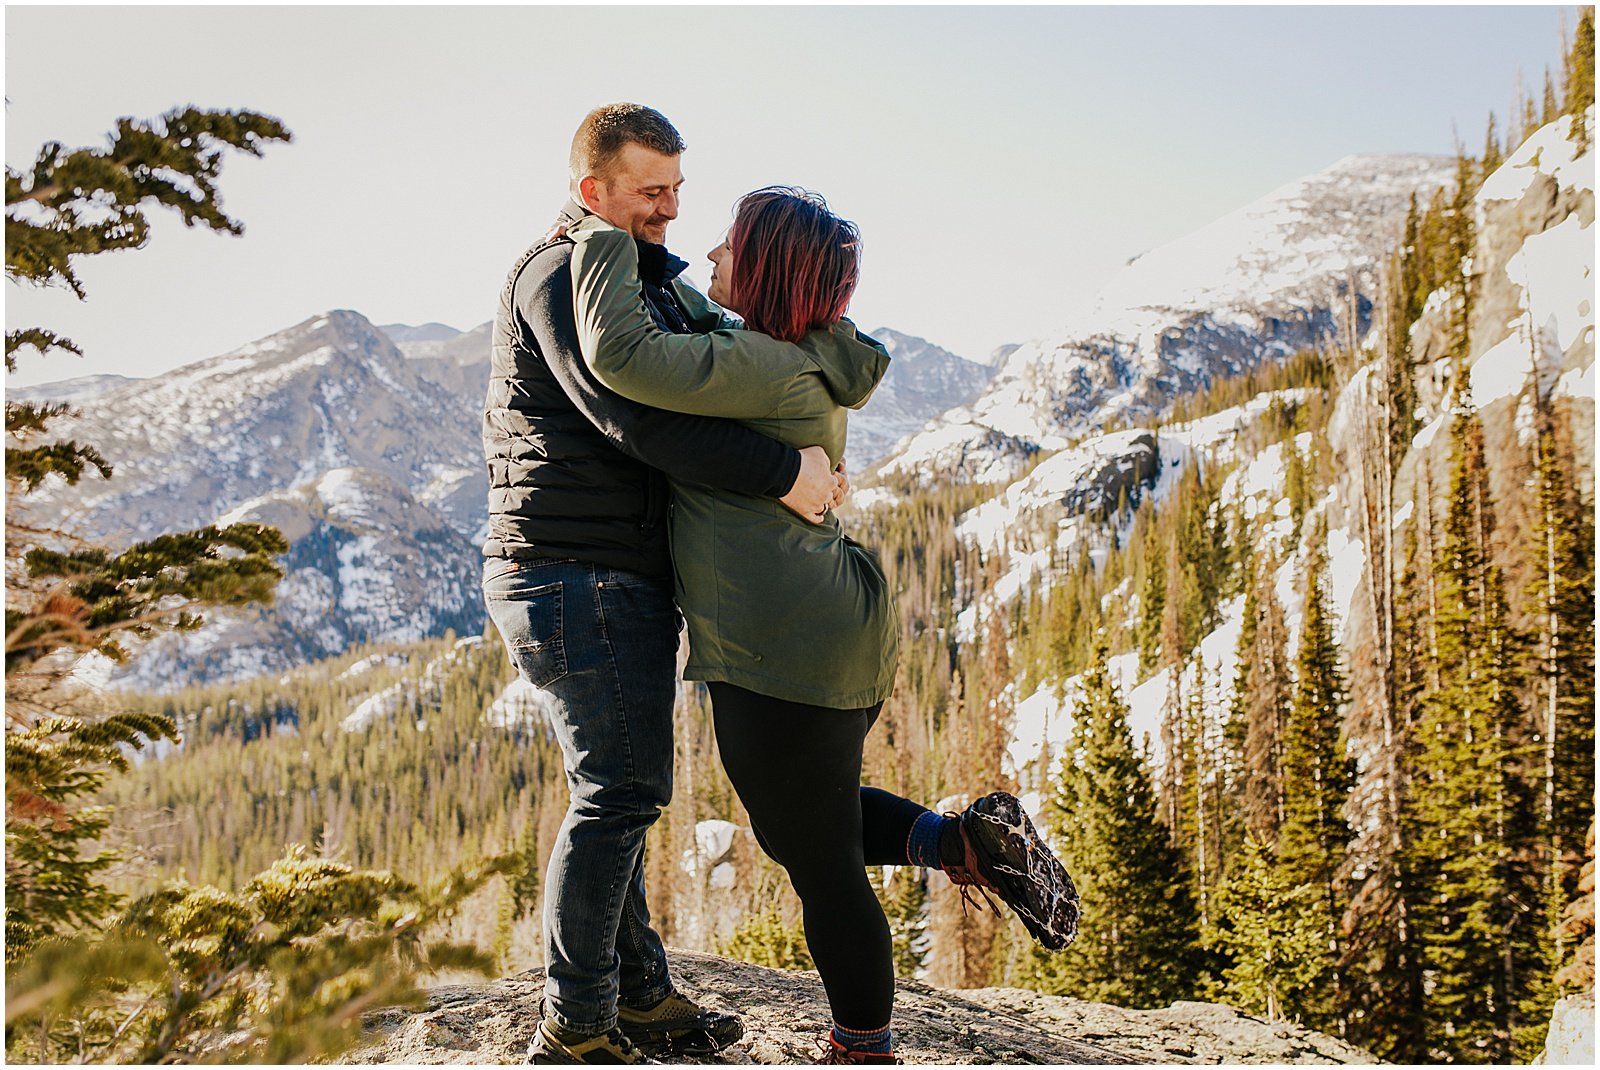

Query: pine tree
[718,896,814,972]
[1135,537,1167,674]
[1276,543,1354,1034]
[1444,145,1479,363]
[1529,419,1597,916]
[4,843,511,1064]
[1221,564,1257,864]
[1565,6,1595,148]
[1385,200,1422,462]
[1205,836,1334,1023]
[1481,112,1505,181]
[1278,545,1352,889]
[876,866,930,978]
[3,106,512,1065]
[980,605,1017,792]
[928,661,1002,989]
[1238,559,1292,845]
[6,106,293,960]
[1343,504,1429,1061]
[1516,413,1598,1056]
[1402,376,1535,1062]
[1284,437,1312,534]
[1174,655,1217,924]
[1034,635,1199,1007]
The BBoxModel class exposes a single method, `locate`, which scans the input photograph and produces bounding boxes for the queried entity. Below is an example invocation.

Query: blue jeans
[482,557,678,1034]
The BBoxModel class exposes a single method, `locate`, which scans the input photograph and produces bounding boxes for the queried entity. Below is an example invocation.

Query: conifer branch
[5,328,82,373]
[5,107,290,298]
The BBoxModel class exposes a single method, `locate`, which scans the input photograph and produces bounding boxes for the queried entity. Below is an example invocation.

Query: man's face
[582,144,684,244]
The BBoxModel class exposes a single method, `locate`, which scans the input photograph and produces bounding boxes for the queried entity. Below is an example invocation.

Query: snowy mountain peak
[1082,153,1453,333]
[848,326,996,467]
[199,308,411,381]
[872,327,982,368]
[877,154,1456,485]
[19,308,487,688]
[379,322,464,344]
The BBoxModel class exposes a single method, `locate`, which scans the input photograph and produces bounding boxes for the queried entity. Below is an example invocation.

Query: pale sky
[3,3,1575,387]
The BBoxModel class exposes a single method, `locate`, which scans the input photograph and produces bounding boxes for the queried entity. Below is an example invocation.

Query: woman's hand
[780,446,847,524]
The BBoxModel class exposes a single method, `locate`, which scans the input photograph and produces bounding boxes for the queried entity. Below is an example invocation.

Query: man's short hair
[569,103,686,184]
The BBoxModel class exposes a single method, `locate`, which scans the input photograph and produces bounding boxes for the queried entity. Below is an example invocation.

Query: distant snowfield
[340,636,485,734]
[484,676,558,732]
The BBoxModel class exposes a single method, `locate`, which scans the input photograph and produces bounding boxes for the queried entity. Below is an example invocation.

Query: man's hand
[780,445,840,524]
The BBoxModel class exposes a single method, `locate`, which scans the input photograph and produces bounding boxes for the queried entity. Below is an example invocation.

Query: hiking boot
[526,1019,657,1065]
[815,1036,899,1064]
[947,791,1081,951]
[617,989,743,1056]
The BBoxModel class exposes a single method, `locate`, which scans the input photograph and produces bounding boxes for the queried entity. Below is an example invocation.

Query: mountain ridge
[876,153,1456,485]
[23,306,993,687]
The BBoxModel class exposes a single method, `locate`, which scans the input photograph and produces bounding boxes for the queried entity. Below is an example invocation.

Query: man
[481,103,841,1065]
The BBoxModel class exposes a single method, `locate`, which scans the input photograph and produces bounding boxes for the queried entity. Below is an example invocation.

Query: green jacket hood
[800,319,891,411]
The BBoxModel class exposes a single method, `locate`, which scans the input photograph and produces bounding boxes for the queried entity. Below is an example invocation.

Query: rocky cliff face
[849,328,996,467]
[342,950,1377,1065]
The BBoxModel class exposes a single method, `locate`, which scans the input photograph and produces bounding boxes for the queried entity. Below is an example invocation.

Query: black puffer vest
[481,210,698,578]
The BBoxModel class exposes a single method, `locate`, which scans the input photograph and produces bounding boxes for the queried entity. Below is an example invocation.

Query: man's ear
[577,175,604,212]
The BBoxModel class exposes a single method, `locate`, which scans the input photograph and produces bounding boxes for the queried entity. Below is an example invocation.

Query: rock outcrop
[343,950,1377,1065]
[1534,993,1596,1065]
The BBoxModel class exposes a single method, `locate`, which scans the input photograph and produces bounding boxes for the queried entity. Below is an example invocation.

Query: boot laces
[940,811,1005,921]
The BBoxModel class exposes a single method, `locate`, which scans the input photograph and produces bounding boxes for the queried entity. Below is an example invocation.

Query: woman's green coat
[568,214,899,709]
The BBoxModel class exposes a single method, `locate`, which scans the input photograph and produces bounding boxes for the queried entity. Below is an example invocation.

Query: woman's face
[706,238,736,311]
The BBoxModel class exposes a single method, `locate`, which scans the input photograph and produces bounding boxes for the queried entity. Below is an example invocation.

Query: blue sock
[906,810,952,869]
[832,1021,892,1055]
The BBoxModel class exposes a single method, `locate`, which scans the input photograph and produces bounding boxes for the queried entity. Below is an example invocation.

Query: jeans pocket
[490,579,568,688]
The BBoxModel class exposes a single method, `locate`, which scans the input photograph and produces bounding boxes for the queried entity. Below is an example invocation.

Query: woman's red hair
[727,187,860,344]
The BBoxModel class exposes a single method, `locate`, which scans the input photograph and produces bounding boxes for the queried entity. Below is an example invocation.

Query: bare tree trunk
[1545,472,1564,957]
[1193,661,1210,928]
[1533,372,1565,961]
[1418,460,1441,691]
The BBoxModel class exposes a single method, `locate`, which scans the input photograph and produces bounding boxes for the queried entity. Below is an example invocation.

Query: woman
[568,188,1079,1064]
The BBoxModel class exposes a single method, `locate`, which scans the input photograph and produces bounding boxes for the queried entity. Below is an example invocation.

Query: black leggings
[708,682,930,1031]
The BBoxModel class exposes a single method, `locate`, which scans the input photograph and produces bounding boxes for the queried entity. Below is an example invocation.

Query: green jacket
[569,214,899,709]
